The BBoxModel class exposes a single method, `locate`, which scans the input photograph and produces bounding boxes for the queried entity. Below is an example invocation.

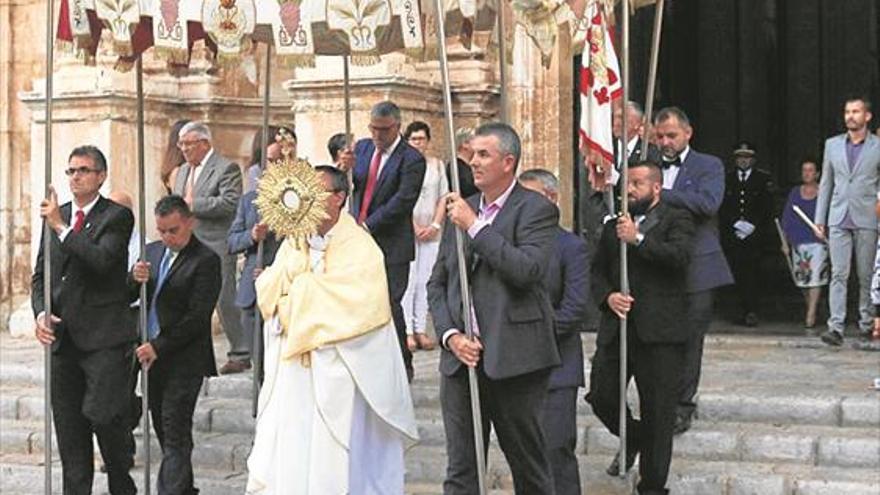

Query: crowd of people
[30,95,877,494]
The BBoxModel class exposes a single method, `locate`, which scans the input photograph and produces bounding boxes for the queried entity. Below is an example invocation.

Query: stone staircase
[1,332,878,494]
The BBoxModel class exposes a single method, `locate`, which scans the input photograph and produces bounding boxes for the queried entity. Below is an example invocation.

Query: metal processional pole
[496,3,509,124]
[253,43,272,419]
[42,0,56,492]
[433,1,487,493]
[134,57,152,493]
[618,0,631,479]
[639,0,664,161]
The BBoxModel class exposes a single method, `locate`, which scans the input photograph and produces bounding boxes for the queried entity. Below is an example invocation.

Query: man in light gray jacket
[172,121,247,372]
[815,96,880,346]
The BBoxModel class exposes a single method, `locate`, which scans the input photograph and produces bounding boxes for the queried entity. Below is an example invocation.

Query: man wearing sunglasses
[32,145,137,494]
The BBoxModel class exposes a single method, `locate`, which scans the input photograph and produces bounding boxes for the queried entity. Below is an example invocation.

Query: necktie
[357,148,382,224]
[185,165,198,203]
[146,250,173,339]
[661,157,681,170]
[72,210,85,233]
[739,170,747,182]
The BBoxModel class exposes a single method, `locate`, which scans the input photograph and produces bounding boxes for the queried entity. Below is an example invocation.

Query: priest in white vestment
[246,166,419,495]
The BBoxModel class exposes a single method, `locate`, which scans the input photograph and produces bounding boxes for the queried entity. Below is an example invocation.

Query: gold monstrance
[253,157,330,244]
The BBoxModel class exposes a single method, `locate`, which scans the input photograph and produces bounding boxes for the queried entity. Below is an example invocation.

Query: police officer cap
[732,141,756,157]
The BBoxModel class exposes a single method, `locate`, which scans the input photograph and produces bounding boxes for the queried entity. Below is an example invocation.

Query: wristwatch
[430,222,442,231]
[635,233,645,245]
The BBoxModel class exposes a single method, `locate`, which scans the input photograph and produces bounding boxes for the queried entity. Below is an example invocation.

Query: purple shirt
[837,137,867,229]
[782,186,821,245]
[467,179,517,238]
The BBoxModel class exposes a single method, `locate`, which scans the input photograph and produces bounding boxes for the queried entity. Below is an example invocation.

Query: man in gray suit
[815,96,880,346]
[172,121,246,373]
[428,122,560,494]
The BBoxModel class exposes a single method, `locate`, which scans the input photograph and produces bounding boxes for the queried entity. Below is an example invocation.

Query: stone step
[0,453,248,495]
[406,445,880,495]
[6,404,878,472]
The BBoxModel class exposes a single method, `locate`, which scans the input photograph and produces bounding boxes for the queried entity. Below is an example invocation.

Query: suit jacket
[545,228,589,390]
[427,183,561,380]
[592,202,696,346]
[173,150,243,256]
[815,132,880,229]
[130,236,221,377]
[661,149,734,292]
[719,167,775,248]
[449,157,479,199]
[614,137,661,168]
[350,137,426,264]
[227,190,280,308]
[31,196,136,352]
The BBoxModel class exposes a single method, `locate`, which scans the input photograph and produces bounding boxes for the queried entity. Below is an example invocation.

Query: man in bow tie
[32,145,137,494]
[653,107,733,435]
[588,160,695,494]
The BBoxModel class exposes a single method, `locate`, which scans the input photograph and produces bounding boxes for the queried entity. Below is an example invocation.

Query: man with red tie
[32,145,137,494]
[351,101,426,379]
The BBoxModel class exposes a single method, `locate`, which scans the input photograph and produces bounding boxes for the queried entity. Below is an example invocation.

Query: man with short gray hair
[172,121,246,374]
[351,100,426,379]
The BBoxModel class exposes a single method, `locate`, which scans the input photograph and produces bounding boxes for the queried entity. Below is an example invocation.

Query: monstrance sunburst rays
[254,157,330,244]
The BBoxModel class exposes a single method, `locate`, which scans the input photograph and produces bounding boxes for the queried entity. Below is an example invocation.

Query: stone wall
[1,7,576,332]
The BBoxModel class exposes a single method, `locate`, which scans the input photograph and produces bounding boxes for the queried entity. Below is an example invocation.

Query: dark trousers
[678,290,713,418]
[386,262,413,379]
[441,366,555,494]
[149,371,204,495]
[52,340,137,495]
[586,330,684,495]
[726,240,761,315]
[541,387,580,495]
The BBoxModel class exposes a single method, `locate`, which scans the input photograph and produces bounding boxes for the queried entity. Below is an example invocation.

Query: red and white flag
[578,1,622,191]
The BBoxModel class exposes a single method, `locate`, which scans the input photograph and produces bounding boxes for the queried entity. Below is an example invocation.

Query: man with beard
[815,96,880,345]
[587,161,695,494]
[653,106,733,434]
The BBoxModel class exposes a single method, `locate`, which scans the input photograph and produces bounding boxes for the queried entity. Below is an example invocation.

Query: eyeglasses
[177,139,206,150]
[64,167,101,176]
[369,123,398,133]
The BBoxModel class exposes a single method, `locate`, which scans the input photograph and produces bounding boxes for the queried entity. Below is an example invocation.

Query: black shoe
[820,330,843,346]
[744,312,758,327]
[605,448,637,476]
[673,412,692,435]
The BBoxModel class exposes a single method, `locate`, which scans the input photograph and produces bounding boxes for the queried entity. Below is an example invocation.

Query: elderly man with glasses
[172,121,246,374]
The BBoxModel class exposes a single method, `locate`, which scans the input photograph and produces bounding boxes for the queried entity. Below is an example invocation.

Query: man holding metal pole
[32,145,137,495]
[427,122,560,494]
[587,160,695,494]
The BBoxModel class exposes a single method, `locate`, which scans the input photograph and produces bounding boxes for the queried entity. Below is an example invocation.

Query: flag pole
[253,43,272,419]
[433,1,488,493]
[618,0,631,479]
[496,3,509,124]
[639,0,664,161]
[42,0,56,491]
[134,57,152,494]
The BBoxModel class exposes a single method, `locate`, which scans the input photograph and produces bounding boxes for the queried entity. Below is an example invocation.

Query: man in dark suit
[519,168,590,495]
[427,122,560,494]
[719,142,775,327]
[130,195,222,495]
[32,145,137,494]
[227,187,280,376]
[654,106,734,434]
[172,121,246,374]
[351,100,426,379]
[587,161,696,494]
[449,126,479,199]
